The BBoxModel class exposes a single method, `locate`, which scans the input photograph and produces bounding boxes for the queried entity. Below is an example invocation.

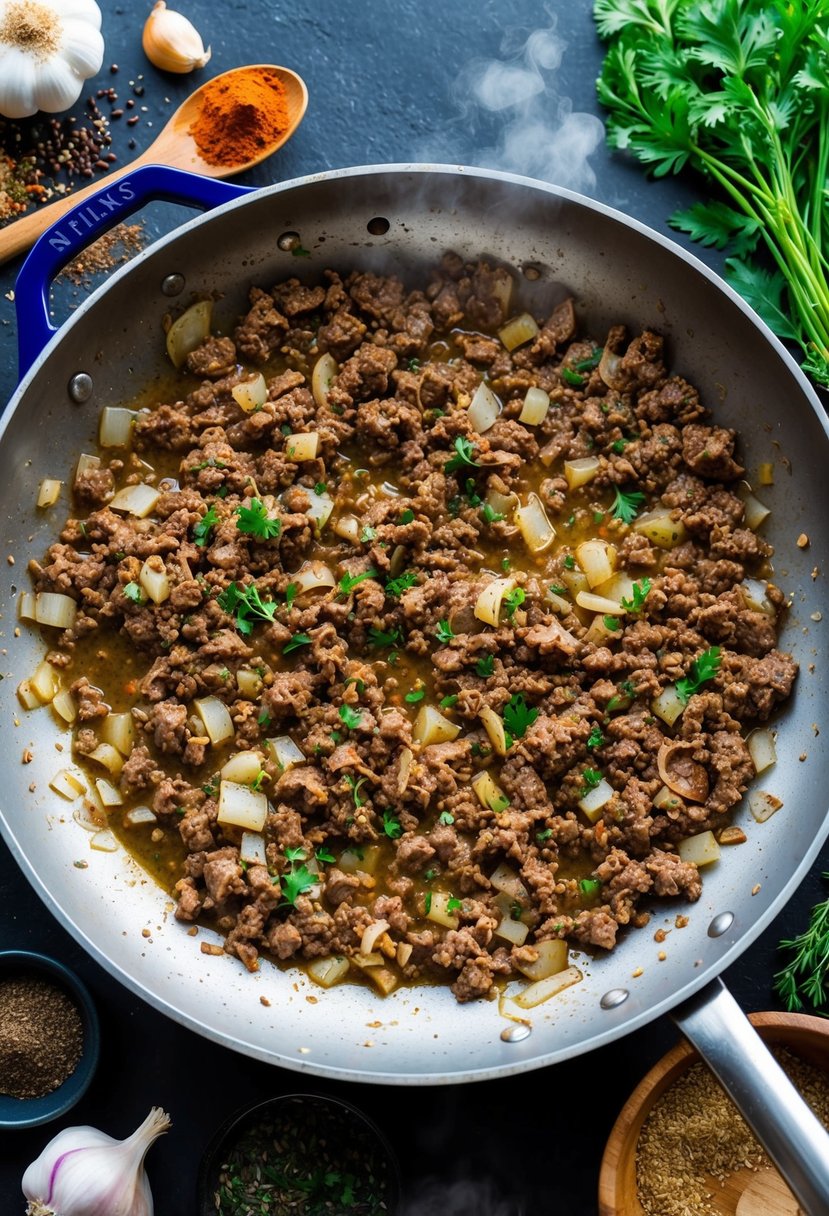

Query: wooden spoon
[0,64,308,266]
[735,1168,802,1216]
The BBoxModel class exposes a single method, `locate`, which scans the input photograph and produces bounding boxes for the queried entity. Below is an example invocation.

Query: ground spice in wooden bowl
[199,1093,401,1216]
[598,1012,829,1216]
[0,974,83,1099]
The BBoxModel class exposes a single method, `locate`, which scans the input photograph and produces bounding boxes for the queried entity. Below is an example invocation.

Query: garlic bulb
[142,0,210,73]
[22,1106,171,1216]
[0,0,104,119]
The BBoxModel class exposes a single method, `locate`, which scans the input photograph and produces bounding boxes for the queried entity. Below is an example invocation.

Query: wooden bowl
[598,1012,829,1216]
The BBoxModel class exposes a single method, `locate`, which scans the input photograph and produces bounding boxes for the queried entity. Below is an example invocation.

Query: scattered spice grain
[636,1048,829,1216]
[0,974,83,1099]
[59,223,146,284]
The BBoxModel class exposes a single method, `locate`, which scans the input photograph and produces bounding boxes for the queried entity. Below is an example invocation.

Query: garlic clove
[59,18,106,77]
[21,54,79,114]
[0,46,40,120]
[142,1,211,74]
[53,0,103,22]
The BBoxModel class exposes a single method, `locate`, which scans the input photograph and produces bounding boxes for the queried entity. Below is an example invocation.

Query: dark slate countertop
[2,2,827,1212]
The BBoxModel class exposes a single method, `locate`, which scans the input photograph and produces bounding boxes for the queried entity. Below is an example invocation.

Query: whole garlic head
[0,0,105,119]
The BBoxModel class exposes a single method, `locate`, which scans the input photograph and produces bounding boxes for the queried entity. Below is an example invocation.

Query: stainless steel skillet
[3,163,829,1208]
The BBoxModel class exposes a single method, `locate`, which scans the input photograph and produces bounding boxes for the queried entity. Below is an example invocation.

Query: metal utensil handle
[672,978,829,1215]
[14,164,252,378]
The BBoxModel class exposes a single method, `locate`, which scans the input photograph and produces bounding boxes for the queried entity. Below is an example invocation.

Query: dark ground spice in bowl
[0,974,83,1099]
[200,1093,401,1216]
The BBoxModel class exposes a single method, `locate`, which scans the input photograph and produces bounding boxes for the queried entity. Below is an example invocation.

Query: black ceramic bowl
[0,950,100,1129]
[197,1091,402,1215]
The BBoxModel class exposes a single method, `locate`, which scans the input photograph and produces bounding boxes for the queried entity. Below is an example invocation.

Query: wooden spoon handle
[0,151,152,268]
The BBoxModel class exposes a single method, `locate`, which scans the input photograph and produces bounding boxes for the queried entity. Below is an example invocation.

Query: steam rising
[417,12,604,195]
[401,1177,526,1216]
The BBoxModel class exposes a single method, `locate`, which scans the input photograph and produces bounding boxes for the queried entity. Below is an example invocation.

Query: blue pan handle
[15,164,253,378]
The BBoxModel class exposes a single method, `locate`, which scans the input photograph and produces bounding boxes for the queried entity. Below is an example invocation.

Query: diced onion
[486,487,518,517]
[18,592,36,621]
[598,348,624,389]
[86,743,124,776]
[37,478,62,507]
[35,592,77,630]
[544,588,571,616]
[99,407,136,448]
[303,488,334,528]
[236,669,263,699]
[166,299,212,369]
[30,659,59,704]
[499,312,539,352]
[17,681,40,710]
[426,893,460,930]
[125,805,157,826]
[479,706,509,756]
[515,493,556,554]
[468,381,500,433]
[101,712,134,756]
[95,777,123,806]
[515,938,567,981]
[221,750,263,784]
[360,919,391,955]
[139,557,170,605]
[109,483,160,519]
[652,685,686,727]
[576,590,625,615]
[560,567,590,599]
[240,831,267,866]
[578,777,614,822]
[412,704,461,746]
[653,785,682,811]
[286,432,320,462]
[632,509,687,550]
[265,735,306,771]
[75,452,100,480]
[594,572,635,607]
[50,769,86,800]
[471,770,509,813]
[217,780,268,831]
[397,942,413,967]
[741,579,774,616]
[749,789,783,822]
[490,266,514,311]
[519,386,550,426]
[312,352,338,409]
[307,955,349,988]
[334,515,361,545]
[742,492,770,531]
[294,561,336,596]
[495,915,529,946]
[90,829,119,853]
[677,830,721,867]
[576,540,617,589]
[475,576,516,626]
[352,960,398,995]
[231,373,267,413]
[490,862,529,901]
[747,728,777,775]
[194,696,234,745]
[52,689,78,724]
[514,964,582,1008]
[584,615,621,647]
[564,456,600,490]
[74,793,106,830]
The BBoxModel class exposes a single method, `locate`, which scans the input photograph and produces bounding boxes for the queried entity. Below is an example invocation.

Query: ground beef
[35,253,796,1004]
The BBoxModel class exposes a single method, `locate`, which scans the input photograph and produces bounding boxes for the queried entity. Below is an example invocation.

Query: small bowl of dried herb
[0,950,100,1130]
[197,1091,402,1216]
[598,1011,829,1216]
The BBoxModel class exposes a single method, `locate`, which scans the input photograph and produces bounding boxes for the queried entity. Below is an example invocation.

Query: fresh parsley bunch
[594,0,829,387]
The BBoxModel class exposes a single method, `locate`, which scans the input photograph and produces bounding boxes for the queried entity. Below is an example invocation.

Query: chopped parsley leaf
[444,435,480,474]
[611,486,646,525]
[563,555,576,570]
[439,811,455,825]
[560,366,585,387]
[611,437,629,454]
[621,577,652,614]
[503,587,526,618]
[382,809,403,839]
[344,773,368,807]
[338,704,364,730]
[284,582,298,611]
[676,646,722,705]
[235,498,282,540]
[217,582,277,635]
[481,502,505,525]
[283,632,312,655]
[284,846,306,863]
[399,508,415,524]
[447,896,462,913]
[579,877,602,899]
[491,794,511,814]
[435,619,455,644]
[315,847,336,864]
[574,349,602,372]
[503,693,538,741]
[405,688,426,703]
[257,707,272,727]
[536,827,553,842]
[580,767,603,797]
[424,891,433,915]
[193,504,220,547]
[368,625,403,648]
[360,525,377,543]
[586,726,605,751]
[314,481,327,496]
[603,615,623,630]
[440,694,459,709]
[475,654,495,678]
[280,864,316,906]
[464,479,482,508]
[123,581,143,604]
[385,570,417,597]
[337,568,377,598]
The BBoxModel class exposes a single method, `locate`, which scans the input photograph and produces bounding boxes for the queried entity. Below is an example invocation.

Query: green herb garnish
[475,654,495,678]
[560,366,585,387]
[399,508,415,524]
[675,646,722,704]
[579,877,602,899]
[439,811,455,825]
[337,568,377,598]
[405,688,426,703]
[480,502,505,525]
[621,577,652,614]
[385,570,417,597]
[611,486,646,524]
[283,632,312,655]
[503,587,525,618]
[217,582,277,635]
[775,873,829,1012]
[444,435,480,474]
[440,694,459,709]
[382,809,403,839]
[193,504,220,547]
[360,525,377,542]
[587,725,605,750]
[344,773,368,807]
[368,625,402,648]
[123,581,143,604]
[338,704,364,730]
[435,619,455,644]
[580,767,603,797]
[235,498,281,540]
[503,693,538,741]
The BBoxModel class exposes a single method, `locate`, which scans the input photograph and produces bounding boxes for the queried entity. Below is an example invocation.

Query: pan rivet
[277,231,302,252]
[708,911,734,938]
[68,373,93,403]
[500,1023,531,1043]
[161,273,185,297]
[600,988,630,1010]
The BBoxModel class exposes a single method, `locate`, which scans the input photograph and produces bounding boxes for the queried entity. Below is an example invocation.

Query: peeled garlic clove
[142,1,211,73]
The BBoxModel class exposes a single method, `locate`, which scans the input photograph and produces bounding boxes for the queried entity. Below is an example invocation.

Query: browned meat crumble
[26,253,796,1004]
